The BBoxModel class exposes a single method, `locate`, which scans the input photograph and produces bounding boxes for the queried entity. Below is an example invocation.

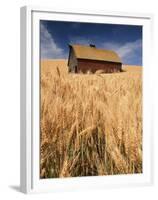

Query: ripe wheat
[40,60,142,178]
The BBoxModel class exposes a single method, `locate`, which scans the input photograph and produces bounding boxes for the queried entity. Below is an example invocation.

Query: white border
[20,6,153,194]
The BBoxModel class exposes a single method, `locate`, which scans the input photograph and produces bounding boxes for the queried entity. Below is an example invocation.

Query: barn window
[75,65,77,73]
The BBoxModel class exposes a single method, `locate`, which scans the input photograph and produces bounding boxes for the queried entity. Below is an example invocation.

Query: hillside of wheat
[40,59,142,178]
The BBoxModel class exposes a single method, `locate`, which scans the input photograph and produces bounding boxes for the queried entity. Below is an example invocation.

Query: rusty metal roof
[70,44,121,63]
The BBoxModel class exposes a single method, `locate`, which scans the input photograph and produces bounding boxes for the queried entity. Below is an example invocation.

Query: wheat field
[40,59,142,178]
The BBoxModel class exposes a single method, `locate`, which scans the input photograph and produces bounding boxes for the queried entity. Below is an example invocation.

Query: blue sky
[40,20,142,65]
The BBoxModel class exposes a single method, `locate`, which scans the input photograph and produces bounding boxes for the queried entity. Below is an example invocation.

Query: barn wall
[77,59,122,73]
[68,48,77,72]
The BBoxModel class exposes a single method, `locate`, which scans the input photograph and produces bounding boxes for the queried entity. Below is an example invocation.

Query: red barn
[68,44,122,73]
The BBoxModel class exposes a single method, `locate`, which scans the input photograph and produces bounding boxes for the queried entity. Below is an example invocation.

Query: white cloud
[40,24,65,59]
[102,39,142,64]
[69,36,91,46]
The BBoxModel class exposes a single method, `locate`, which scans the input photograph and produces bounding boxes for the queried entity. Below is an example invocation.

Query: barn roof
[69,44,121,63]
